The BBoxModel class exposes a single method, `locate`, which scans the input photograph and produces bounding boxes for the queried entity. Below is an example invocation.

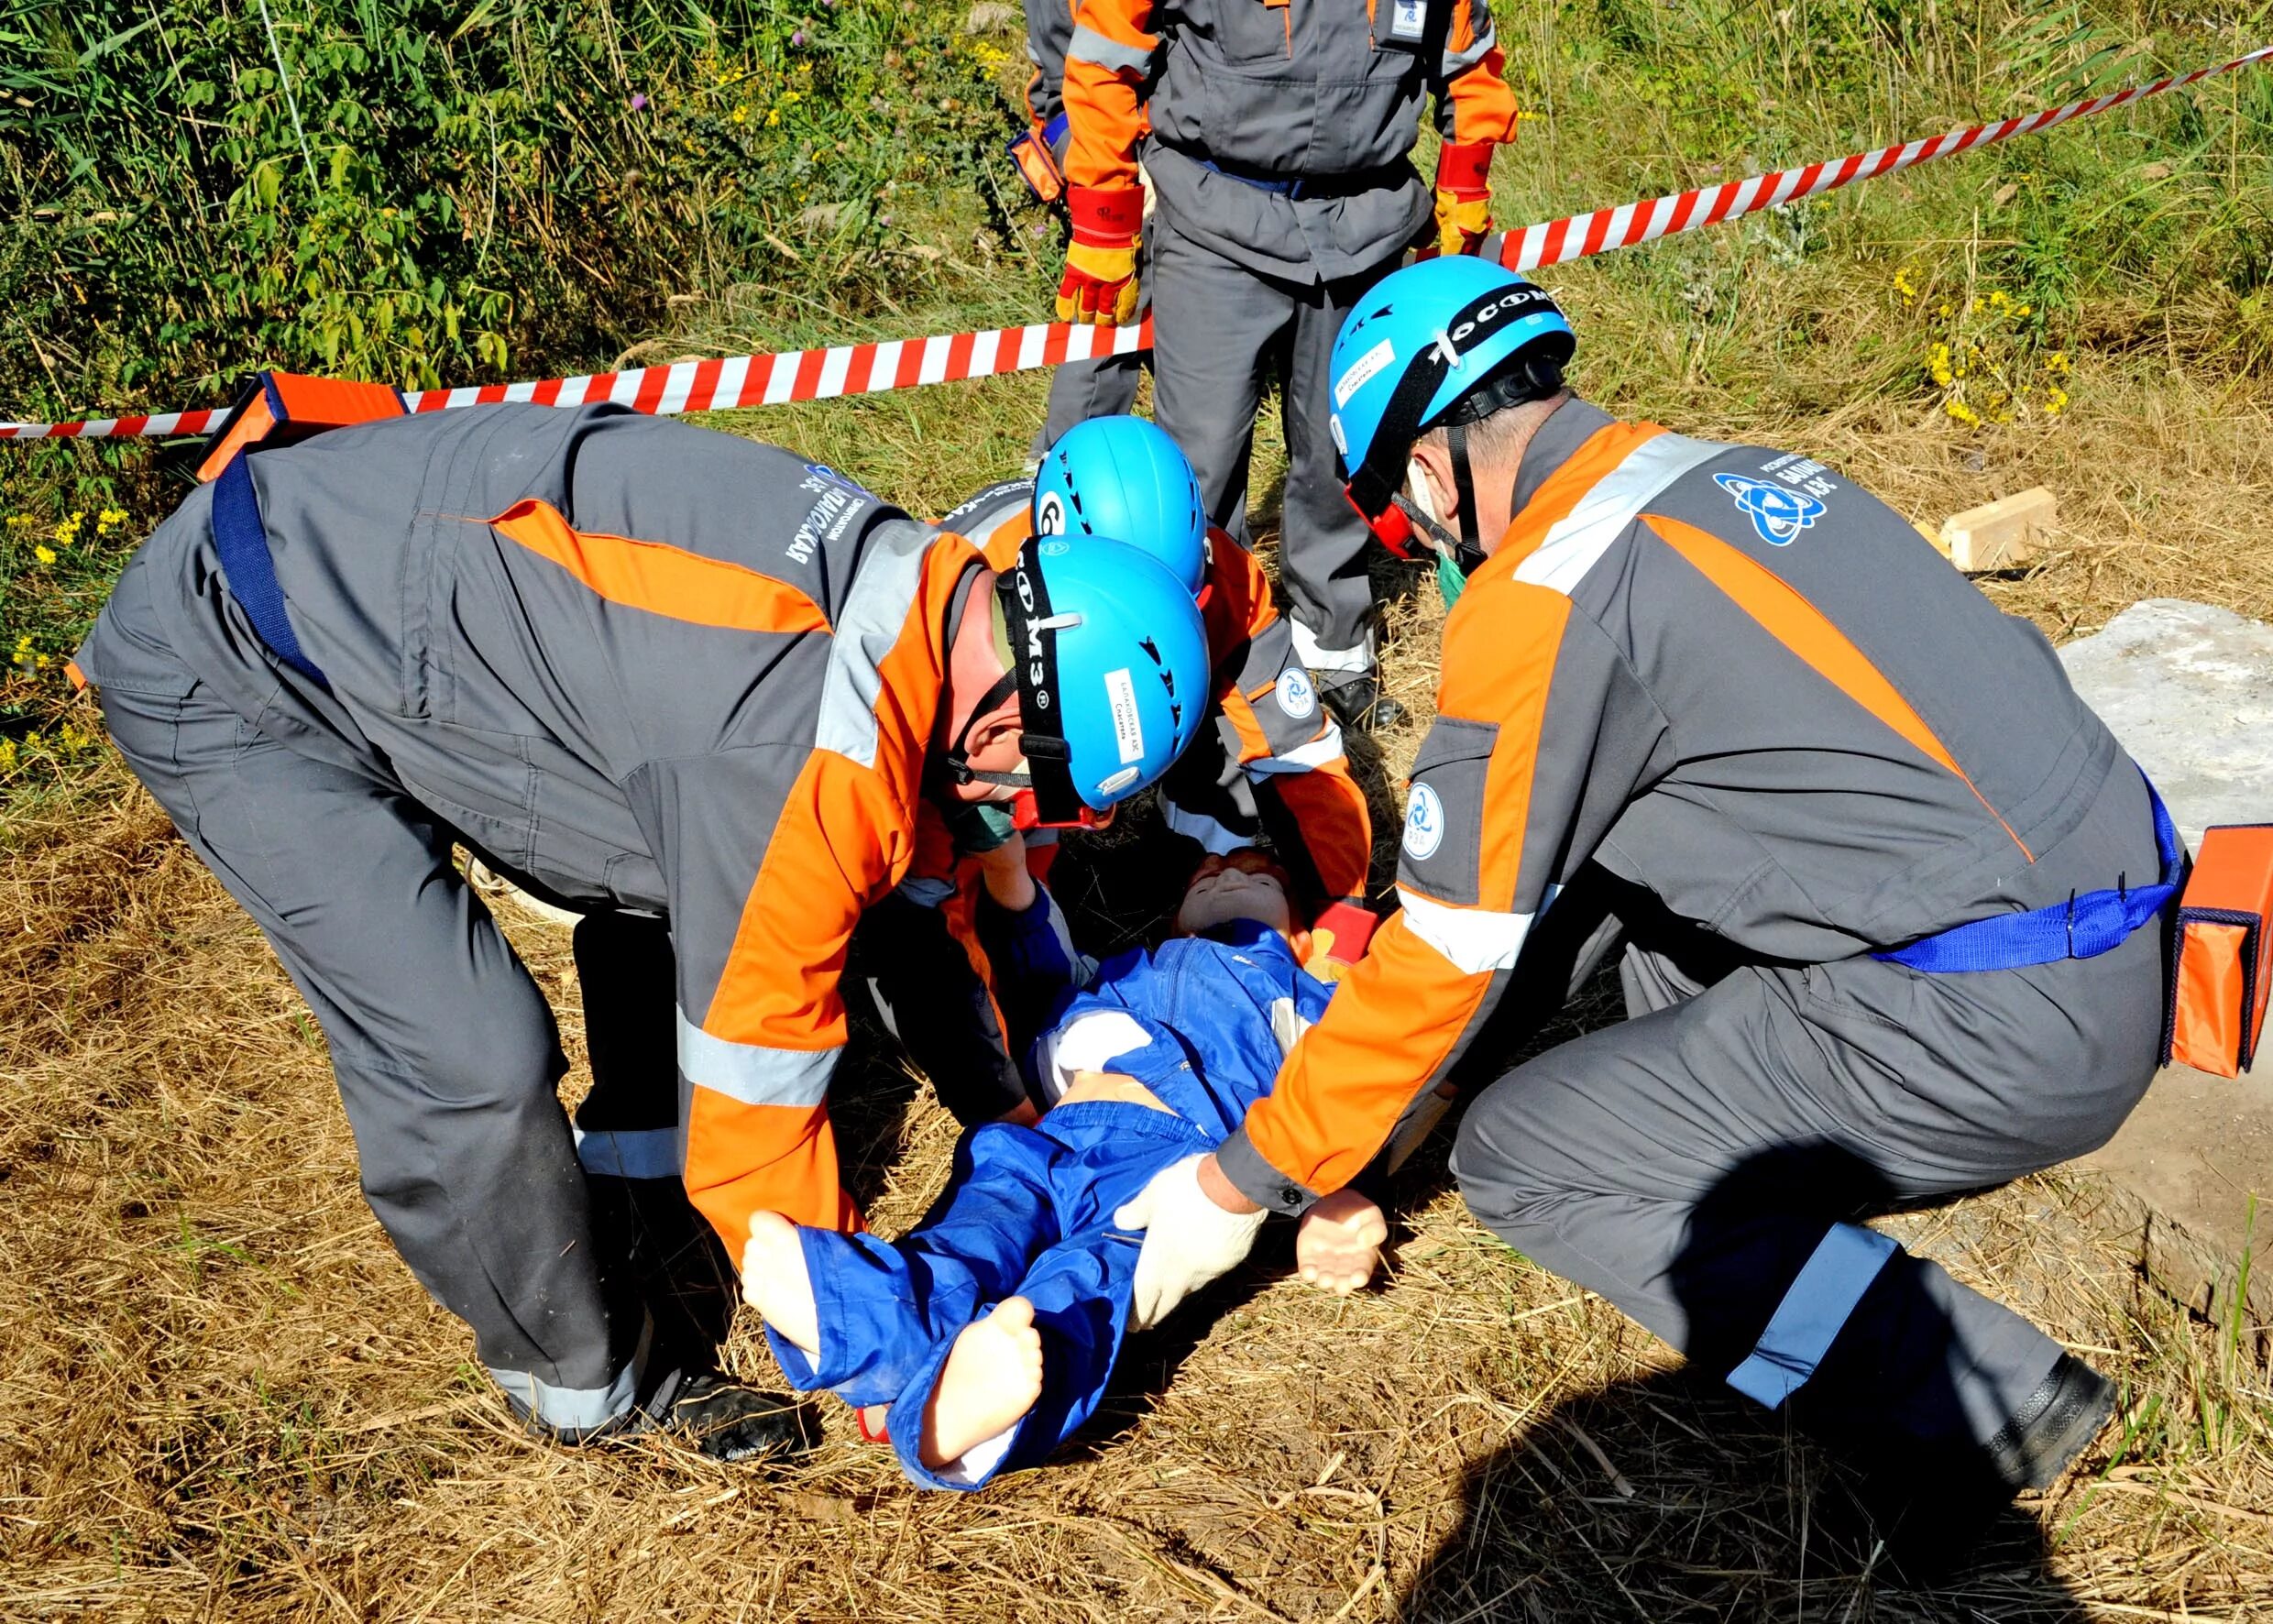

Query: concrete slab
[2058,597,2273,847]
[2072,1063,2269,1325]
[2053,600,2272,1323]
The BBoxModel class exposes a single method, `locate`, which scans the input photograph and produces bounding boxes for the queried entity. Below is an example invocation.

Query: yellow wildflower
[730,104,751,124]
[0,739,16,773]
[765,106,781,126]
[1945,400,1981,426]
[2044,385,2070,416]
[2044,352,2071,376]
[4,515,33,529]
[1989,291,2010,310]
[33,544,56,565]
[13,634,30,655]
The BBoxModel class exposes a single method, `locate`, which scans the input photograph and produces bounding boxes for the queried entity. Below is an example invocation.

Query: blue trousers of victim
[769,1098,1212,1488]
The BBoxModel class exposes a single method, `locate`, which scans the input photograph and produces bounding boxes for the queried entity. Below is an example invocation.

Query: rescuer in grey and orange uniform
[74,401,1210,1456]
[1112,259,2174,1566]
[1059,0,1520,730]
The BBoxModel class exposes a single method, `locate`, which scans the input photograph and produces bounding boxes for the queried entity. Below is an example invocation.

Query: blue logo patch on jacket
[1714,473,1825,546]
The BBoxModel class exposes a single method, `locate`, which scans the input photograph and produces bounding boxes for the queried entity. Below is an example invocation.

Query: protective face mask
[1407,458,1469,607]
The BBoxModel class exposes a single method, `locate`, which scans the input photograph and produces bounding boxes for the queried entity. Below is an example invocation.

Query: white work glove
[1112,1154,1267,1331]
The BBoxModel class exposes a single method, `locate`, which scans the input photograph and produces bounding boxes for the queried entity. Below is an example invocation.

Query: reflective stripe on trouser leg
[574,1124,684,1180]
[490,1312,653,1435]
[1726,1223,1900,1409]
[1288,616,1376,678]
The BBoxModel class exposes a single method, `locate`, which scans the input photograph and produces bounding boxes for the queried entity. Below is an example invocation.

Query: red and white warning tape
[1488,42,2273,271]
[6,42,2268,444]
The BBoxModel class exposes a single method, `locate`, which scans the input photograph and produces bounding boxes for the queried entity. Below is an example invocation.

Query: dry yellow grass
[5,308,2273,1624]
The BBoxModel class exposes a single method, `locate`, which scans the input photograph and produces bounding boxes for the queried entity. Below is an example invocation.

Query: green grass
[6,0,2273,785]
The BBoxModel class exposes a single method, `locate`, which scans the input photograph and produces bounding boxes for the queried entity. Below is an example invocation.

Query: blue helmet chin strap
[939,539,1099,828]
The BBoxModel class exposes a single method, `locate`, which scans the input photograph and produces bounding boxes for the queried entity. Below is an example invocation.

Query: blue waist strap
[1872,774,2180,973]
[212,452,328,688]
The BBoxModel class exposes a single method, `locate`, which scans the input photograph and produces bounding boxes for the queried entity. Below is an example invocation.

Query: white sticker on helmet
[1036,490,1068,535]
[1104,667,1145,764]
[1334,336,1398,408]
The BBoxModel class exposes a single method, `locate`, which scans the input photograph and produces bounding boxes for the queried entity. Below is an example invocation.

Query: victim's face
[1174,850,1295,939]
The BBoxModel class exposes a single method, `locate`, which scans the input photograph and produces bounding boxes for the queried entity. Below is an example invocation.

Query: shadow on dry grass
[1,758,2266,1619]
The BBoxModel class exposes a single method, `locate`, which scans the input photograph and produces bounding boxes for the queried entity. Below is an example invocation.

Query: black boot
[1845,1354,2115,1586]
[1320,673,1405,733]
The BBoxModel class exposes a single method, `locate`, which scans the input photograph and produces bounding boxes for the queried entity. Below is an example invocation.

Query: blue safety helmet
[1328,257,1575,562]
[949,533,1211,829]
[1031,416,1209,598]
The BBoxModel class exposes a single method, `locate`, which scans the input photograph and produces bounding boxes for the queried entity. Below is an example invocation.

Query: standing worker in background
[1114,258,2173,1573]
[1058,0,1520,731]
[74,401,1209,1458]
[1006,0,1148,459]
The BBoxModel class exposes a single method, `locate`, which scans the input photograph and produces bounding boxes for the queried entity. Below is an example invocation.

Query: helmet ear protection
[942,537,1107,830]
[1342,283,1572,565]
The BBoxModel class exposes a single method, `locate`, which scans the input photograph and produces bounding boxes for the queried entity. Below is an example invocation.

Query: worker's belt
[210,451,329,688]
[1872,773,2180,973]
[1182,152,1409,202]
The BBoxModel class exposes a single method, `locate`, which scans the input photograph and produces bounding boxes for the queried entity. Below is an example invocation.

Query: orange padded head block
[196,372,407,483]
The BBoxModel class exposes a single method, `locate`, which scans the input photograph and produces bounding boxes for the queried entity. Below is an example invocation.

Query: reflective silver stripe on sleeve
[1514,433,1729,598]
[1441,17,1499,75]
[676,1008,838,1108]
[573,1124,684,1180]
[1246,721,1347,776]
[1068,22,1156,74]
[1163,796,1252,856]
[1397,886,1533,973]
[1726,1223,1900,1409]
[817,518,936,768]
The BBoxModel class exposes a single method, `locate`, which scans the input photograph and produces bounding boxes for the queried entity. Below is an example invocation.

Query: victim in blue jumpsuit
[763,916,1334,1488]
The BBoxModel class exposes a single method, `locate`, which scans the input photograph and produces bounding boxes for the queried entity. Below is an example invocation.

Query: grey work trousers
[1450,863,2163,1468]
[87,559,720,1436]
[1147,212,1396,676]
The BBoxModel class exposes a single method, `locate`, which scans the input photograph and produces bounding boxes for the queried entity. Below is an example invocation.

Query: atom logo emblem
[1714,473,1826,546]
[1403,784,1445,861]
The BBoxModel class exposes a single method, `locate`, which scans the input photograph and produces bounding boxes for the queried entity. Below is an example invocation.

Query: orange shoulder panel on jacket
[1642,513,2031,861]
[489,499,829,634]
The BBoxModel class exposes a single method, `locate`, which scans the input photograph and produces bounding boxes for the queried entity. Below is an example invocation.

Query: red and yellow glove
[1433,139,1496,258]
[1305,900,1379,983]
[1056,184,1144,327]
